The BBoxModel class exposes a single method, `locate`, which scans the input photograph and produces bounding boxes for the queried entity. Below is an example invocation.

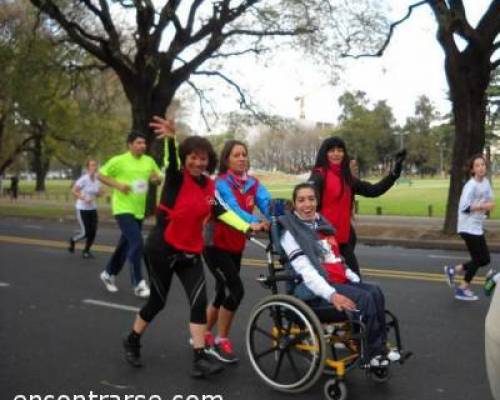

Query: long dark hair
[313,136,353,186]
[218,140,249,175]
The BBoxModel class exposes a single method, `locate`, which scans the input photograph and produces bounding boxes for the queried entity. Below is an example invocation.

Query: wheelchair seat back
[268,198,302,295]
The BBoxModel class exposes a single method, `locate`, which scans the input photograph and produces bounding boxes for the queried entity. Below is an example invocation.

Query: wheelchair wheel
[246,294,326,393]
[370,365,392,383]
[324,378,348,400]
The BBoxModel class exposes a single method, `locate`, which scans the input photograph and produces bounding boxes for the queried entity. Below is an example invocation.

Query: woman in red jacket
[121,117,261,378]
[309,137,406,276]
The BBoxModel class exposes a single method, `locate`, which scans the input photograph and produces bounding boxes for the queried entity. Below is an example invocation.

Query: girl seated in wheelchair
[279,182,400,367]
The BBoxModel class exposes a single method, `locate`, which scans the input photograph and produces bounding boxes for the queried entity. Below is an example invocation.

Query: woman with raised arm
[309,137,406,276]
[121,117,261,378]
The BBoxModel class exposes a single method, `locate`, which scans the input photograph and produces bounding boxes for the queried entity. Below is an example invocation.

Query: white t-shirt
[457,177,494,235]
[74,174,101,210]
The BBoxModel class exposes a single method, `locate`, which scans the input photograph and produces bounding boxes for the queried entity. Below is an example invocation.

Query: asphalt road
[0,217,496,400]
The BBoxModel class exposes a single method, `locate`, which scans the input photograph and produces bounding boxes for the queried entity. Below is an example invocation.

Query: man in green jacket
[98,131,161,298]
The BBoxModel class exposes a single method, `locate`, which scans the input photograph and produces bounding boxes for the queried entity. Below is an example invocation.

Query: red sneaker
[212,337,238,364]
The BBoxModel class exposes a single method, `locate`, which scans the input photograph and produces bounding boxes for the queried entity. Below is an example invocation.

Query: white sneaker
[134,280,150,298]
[370,355,389,367]
[100,271,118,293]
[387,349,401,362]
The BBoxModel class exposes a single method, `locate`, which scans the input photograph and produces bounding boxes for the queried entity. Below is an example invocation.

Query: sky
[183,0,495,132]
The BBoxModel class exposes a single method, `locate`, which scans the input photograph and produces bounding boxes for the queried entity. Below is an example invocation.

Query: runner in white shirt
[68,160,103,258]
[444,154,495,301]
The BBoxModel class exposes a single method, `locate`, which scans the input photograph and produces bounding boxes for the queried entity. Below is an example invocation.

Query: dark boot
[123,333,142,368]
[191,348,224,378]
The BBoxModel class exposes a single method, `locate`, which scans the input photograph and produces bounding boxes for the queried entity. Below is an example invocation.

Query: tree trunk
[31,131,50,192]
[443,53,489,234]
[128,81,177,217]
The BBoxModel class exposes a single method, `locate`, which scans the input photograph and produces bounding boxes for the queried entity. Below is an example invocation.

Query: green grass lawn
[2,175,500,219]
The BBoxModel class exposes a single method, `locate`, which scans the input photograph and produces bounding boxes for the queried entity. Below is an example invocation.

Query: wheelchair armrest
[256,272,301,289]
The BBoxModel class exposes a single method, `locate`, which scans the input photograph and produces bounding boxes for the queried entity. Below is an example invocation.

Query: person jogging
[203,140,271,363]
[68,160,103,258]
[309,136,406,276]
[98,131,162,298]
[444,154,495,301]
[121,117,262,378]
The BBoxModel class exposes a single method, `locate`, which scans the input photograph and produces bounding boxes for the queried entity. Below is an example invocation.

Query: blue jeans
[105,214,144,286]
[307,282,386,359]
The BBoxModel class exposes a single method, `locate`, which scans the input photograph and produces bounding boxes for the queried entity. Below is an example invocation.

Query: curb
[357,236,500,252]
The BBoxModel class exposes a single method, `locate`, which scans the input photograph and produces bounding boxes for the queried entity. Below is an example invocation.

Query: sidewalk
[354,215,500,252]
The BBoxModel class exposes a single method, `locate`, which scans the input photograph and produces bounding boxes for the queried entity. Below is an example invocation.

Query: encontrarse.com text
[13,393,223,400]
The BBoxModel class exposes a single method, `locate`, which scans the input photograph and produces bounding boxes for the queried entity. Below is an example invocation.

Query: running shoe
[484,269,498,297]
[122,337,142,368]
[134,280,150,298]
[210,337,239,364]
[454,287,479,301]
[82,250,94,259]
[444,265,456,287]
[68,239,75,253]
[369,355,390,367]
[386,348,401,362]
[100,271,118,293]
[191,349,224,378]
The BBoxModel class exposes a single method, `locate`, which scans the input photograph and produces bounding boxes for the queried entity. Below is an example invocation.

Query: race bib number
[132,179,148,194]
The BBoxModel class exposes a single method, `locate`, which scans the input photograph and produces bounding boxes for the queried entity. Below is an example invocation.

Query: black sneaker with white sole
[191,349,224,378]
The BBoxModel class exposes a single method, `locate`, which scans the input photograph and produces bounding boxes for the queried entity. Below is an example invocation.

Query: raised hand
[149,116,176,139]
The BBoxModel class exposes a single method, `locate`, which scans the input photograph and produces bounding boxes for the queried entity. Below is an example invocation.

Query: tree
[29,0,389,213]
[335,91,398,174]
[344,1,500,234]
[404,95,440,176]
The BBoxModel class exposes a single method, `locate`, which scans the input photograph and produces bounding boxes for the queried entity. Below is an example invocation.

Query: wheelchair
[245,199,411,400]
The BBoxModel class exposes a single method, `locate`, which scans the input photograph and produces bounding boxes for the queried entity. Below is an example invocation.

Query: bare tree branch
[186,80,213,131]
[224,27,313,38]
[341,0,427,59]
[192,69,270,125]
[211,47,268,58]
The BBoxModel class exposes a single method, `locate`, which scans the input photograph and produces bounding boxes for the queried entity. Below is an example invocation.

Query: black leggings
[460,232,490,283]
[72,209,98,251]
[340,227,360,276]
[139,232,207,324]
[203,246,244,312]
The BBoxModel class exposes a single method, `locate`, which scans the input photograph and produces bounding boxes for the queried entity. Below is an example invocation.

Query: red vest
[213,180,257,253]
[160,170,214,254]
[319,167,352,244]
[319,234,348,284]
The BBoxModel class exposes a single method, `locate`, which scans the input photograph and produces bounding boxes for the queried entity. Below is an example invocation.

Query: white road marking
[22,224,43,230]
[0,282,10,287]
[82,299,140,313]
[428,255,458,259]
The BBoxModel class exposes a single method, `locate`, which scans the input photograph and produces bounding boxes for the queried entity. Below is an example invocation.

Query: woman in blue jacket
[203,140,271,363]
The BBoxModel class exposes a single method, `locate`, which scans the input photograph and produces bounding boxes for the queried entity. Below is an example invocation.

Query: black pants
[340,227,360,276]
[203,246,244,312]
[460,232,490,283]
[72,209,98,251]
[307,282,386,359]
[139,229,207,324]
